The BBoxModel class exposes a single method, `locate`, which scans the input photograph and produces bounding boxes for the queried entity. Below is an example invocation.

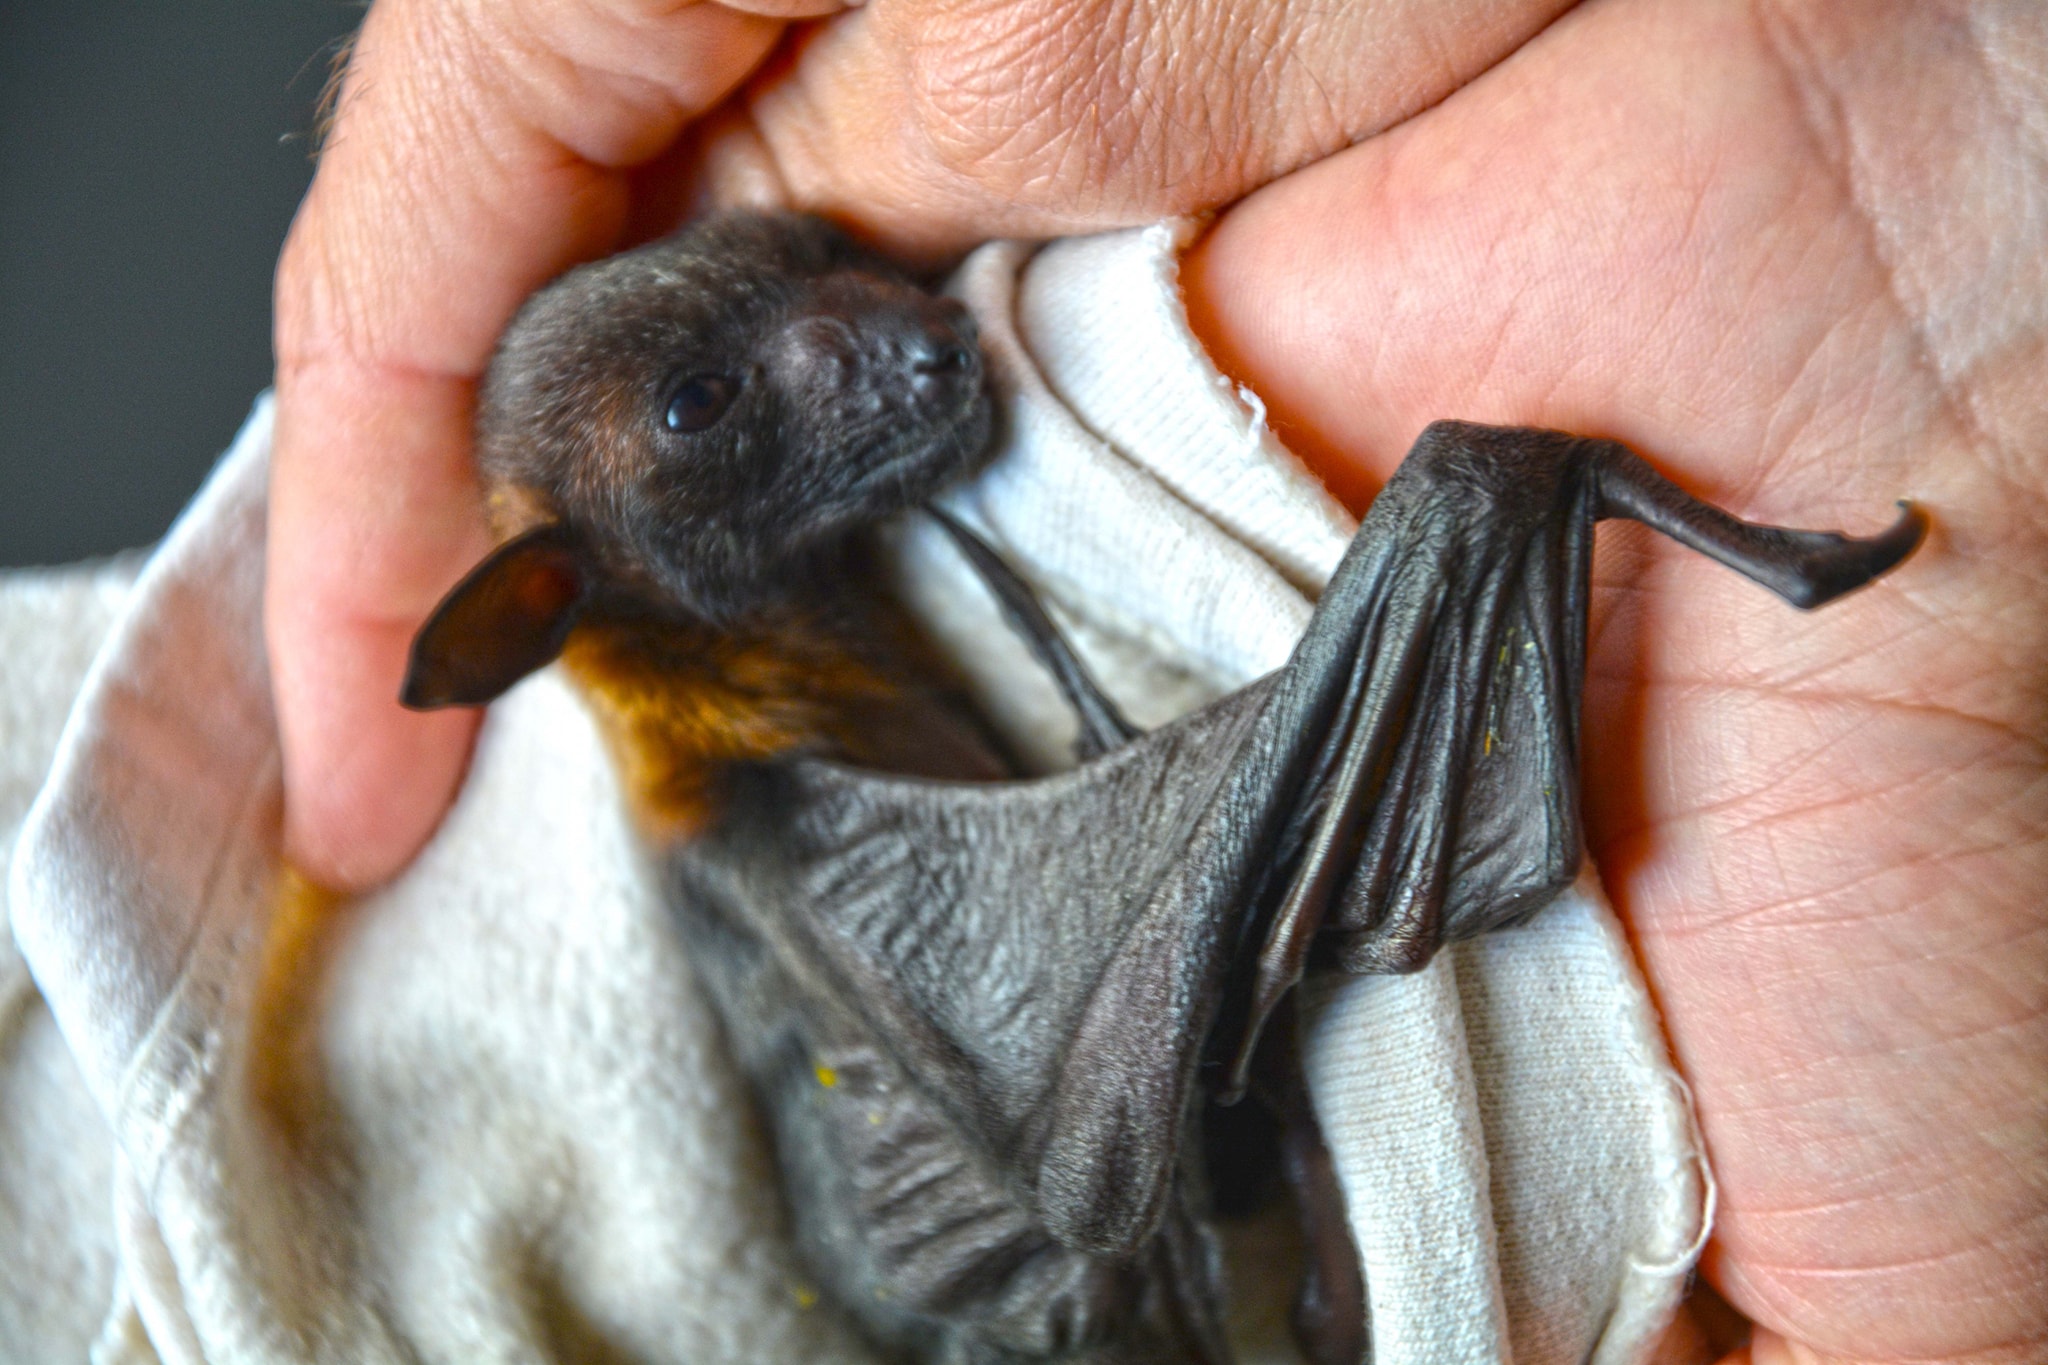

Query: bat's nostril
[906,321,980,406]
[907,295,979,382]
[916,343,973,377]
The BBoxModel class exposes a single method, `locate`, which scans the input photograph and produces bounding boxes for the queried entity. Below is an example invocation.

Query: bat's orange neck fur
[558,604,920,840]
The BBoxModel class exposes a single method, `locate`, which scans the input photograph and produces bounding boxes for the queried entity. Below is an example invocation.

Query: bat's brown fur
[562,619,890,836]
[479,483,942,837]
[560,594,994,838]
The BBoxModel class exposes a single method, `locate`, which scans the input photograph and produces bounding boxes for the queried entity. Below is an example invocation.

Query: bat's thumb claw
[1786,499,1929,609]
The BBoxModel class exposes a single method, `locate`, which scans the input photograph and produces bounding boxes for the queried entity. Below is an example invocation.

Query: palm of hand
[1185,4,2046,1358]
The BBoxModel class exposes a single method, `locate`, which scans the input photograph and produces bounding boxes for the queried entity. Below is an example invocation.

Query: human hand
[1184,2,2047,1360]
[269,0,1575,888]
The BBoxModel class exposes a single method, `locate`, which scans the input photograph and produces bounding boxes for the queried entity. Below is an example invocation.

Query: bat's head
[402,213,994,709]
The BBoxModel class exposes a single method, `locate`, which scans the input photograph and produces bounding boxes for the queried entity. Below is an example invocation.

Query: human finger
[270,0,794,889]
[721,0,1576,258]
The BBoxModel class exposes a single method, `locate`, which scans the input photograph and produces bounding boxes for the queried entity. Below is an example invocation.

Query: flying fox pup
[403,212,1925,1364]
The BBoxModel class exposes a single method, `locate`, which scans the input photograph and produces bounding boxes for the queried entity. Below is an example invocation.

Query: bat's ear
[400,523,591,710]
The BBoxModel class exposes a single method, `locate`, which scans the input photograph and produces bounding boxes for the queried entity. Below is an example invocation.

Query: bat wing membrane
[677,425,1597,1259]
[674,421,1924,1269]
[682,687,1278,1257]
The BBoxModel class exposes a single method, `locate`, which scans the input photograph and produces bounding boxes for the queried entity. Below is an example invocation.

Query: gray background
[1,2,363,567]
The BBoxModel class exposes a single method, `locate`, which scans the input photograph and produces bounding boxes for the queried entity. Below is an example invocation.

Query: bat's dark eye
[663,374,740,433]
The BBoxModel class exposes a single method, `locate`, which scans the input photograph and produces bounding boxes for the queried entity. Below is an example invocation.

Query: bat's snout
[905,301,982,416]
[788,277,984,420]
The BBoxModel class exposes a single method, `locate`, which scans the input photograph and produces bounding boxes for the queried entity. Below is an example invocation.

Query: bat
[401,212,1926,1363]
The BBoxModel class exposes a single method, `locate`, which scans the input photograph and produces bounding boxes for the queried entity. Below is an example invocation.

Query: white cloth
[2,225,1708,1364]
[0,557,138,1361]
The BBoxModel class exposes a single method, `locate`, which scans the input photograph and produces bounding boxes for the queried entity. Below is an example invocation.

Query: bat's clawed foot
[1588,440,1928,609]
[1763,500,1929,609]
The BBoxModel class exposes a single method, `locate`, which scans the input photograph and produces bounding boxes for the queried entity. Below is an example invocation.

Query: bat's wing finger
[1230,421,1927,1086]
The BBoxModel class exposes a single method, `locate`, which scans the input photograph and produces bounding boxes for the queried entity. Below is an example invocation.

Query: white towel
[2,225,1708,1364]
[0,556,138,1361]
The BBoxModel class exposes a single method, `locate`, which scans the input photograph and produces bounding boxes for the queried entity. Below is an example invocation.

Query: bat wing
[677,421,1924,1260]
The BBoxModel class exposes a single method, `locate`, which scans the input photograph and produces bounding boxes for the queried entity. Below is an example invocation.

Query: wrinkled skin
[271,1,2046,1360]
